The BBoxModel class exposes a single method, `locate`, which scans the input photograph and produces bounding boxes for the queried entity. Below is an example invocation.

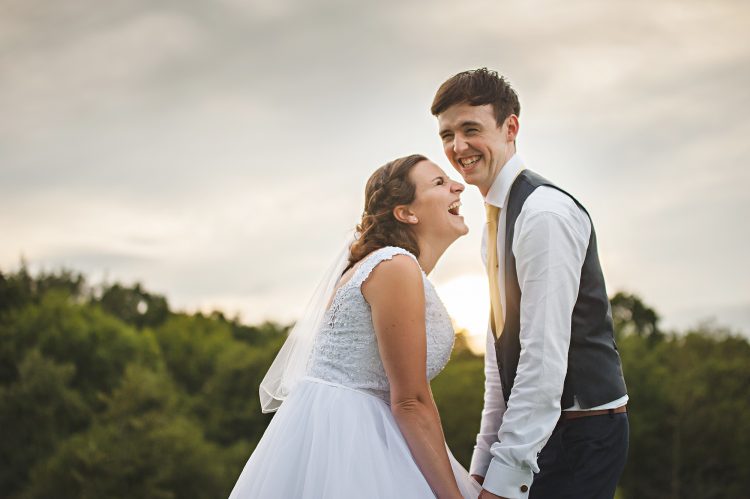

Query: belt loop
[608,408,614,419]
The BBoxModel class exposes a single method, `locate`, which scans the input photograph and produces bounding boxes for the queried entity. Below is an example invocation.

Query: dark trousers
[529,412,629,499]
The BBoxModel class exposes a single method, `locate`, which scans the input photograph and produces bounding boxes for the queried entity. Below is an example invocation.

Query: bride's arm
[362,255,463,499]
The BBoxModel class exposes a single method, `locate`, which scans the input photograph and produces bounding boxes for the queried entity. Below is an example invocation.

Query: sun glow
[435,274,490,355]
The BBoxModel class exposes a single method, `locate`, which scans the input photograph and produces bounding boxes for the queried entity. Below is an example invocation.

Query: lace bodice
[307,246,455,401]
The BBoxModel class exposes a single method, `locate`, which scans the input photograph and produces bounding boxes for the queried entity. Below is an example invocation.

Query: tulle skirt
[228,377,482,498]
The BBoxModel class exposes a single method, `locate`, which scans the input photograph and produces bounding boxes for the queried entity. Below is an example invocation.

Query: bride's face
[403,160,468,241]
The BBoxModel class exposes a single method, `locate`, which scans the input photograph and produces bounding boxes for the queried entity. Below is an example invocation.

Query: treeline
[1,267,748,498]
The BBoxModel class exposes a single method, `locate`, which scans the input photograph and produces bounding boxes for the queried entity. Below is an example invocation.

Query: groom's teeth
[460,156,480,167]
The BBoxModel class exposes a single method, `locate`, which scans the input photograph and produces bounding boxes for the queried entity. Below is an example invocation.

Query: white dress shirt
[471,154,627,499]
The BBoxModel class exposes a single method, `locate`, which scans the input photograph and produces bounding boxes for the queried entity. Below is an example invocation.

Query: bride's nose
[451,181,465,194]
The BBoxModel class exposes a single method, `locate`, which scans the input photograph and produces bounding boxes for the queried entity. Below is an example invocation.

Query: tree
[150,313,235,395]
[0,265,86,317]
[0,350,89,497]
[0,290,162,406]
[98,283,169,329]
[617,326,750,498]
[23,365,231,499]
[193,343,276,448]
[611,291,663,342]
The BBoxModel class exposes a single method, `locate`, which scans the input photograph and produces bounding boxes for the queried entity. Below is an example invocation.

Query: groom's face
[437,103,515,196]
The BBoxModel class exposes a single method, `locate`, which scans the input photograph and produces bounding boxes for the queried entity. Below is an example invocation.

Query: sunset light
[436,274,490,355]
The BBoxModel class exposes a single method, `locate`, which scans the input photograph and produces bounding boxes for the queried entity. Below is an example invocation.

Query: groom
[431,68,629,499]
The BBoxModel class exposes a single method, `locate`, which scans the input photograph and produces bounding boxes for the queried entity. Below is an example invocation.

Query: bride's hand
[478,489,506,499]
[471,474,484,485]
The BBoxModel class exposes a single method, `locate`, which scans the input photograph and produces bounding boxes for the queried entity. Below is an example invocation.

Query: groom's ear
[505,114,520,143]
[393,205,418,225]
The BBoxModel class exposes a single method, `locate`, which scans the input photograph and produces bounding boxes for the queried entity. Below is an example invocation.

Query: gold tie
[485,203,504,340]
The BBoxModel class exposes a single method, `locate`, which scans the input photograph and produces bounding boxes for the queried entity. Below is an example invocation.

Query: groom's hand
[471,474,484,485]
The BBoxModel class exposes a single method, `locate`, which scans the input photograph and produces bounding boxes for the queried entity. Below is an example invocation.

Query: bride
[228,154,482,498]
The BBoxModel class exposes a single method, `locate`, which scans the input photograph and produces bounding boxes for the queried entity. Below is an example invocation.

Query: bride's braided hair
[347,154,426,270]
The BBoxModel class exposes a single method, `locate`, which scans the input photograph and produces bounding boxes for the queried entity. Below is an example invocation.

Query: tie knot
[485,202,500,223]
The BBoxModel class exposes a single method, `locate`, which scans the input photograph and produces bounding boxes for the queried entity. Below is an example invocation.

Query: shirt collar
[484,154,525,209]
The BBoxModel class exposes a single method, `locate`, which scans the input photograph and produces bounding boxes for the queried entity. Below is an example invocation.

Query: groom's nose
[452,136,469,154]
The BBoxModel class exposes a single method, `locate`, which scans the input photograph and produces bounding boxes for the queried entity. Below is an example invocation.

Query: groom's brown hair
[431,68,521,127]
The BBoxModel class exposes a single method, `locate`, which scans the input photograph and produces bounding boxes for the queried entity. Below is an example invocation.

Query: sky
[2,0,749,350]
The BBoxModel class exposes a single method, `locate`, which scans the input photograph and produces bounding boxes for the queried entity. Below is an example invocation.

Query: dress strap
[349,246,421,291]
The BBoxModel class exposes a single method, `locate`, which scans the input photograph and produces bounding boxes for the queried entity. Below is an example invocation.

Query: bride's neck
[415,237,450,275]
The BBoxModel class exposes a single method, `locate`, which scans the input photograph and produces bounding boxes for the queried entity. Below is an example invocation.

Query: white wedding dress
[228,246,482,498]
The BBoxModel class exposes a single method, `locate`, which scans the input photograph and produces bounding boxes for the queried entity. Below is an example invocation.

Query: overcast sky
[2,0,749,343]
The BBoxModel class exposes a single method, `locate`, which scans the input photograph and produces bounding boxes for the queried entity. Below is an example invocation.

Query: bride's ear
[393,205,418,225]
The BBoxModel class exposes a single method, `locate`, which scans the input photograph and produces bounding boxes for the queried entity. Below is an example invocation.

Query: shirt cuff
[469,447,493,477]
[482,458,533,499]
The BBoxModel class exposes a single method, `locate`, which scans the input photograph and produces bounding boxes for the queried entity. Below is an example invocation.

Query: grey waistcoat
[496,169,627,409]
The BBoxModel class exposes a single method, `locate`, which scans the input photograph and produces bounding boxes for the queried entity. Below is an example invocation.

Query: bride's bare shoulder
[360,253,423,302]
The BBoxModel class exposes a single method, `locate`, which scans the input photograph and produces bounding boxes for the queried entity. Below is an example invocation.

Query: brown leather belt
[561,404,627,421]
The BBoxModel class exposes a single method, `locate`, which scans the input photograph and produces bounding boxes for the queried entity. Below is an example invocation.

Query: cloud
[0,8,204,134]
[1,0,748,334]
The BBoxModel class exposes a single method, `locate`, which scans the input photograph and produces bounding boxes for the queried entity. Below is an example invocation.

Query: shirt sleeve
[469,326,507,477]
[470,215,508,477]
[482,189,591,499]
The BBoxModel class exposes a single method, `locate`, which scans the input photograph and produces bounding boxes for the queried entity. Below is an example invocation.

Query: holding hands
[472,475,508,499]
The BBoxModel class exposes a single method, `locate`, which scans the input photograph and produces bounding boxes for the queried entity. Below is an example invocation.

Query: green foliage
[232,320,290,346]
[0,266,86,317]
[151,313,236,395]
[432,333,484,466]
[22,365,230,499]
[1,266,748,498]
[0,350,89,496]
[0,267,284,499]
[611,291,663,343]
[618,329,750,498]
[0,290,162,405]
[98,283,170,329]
[193,343,276,447]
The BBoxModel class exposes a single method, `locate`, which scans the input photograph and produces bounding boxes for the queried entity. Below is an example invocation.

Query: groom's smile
[458,156,481,168]
[458,155,481,169]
